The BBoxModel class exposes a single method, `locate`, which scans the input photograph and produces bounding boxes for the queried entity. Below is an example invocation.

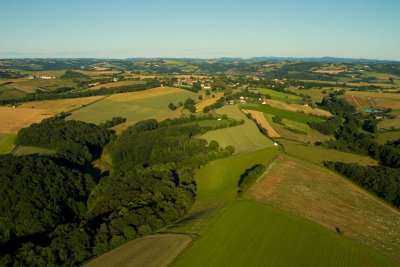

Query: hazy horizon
[1,0,399,60]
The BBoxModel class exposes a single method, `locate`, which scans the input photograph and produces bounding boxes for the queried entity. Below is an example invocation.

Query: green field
[175,199,397,267]
[240,104,325,124]
[168,147,279,234]
[280,139,377,166]
[378,117,400,131]
[200,106,273,154]
[376,130,400,144]
[12,146,55,156]
[0,134,16,154]
[257,88,304,104]
[5,78,76,93]
[69,88,197,124]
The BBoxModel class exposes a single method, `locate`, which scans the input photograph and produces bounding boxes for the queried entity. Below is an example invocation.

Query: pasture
[168,147,279,234]
[175,199,397,267]
[4,78,76,93]
[69,87,197,125]
[279,139,377,166]
[257,88,304,104]
[376,130,400,144]
[378,117,400,130]
[0,134,16,154]
[240,104,325,124]
[200,106,274,154]
[248,154,400,261]
[85,234,191,267]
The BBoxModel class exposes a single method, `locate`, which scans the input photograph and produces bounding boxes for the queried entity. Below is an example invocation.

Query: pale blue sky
[1,0,399,59]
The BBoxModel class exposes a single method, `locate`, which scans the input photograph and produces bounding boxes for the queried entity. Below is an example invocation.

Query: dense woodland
[0,117,234,266]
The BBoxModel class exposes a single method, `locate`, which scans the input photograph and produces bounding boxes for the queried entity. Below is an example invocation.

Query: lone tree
[168,103,177,110]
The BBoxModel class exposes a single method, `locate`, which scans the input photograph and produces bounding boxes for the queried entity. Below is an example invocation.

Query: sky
[0,0,399,60]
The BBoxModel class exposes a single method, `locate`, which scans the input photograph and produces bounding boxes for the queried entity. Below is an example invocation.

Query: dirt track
[242,109,280,138]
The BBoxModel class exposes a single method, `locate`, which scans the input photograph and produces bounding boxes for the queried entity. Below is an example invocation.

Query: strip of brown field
[242,109,280,137]
[265,99,332,117]
[195,93,224,112]
[247,154,400,260]
[84,234,191,267]
[108,87,183,102]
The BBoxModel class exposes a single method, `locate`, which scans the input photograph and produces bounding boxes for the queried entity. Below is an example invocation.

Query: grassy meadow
[257,88,304,104]
[175,199,398,267]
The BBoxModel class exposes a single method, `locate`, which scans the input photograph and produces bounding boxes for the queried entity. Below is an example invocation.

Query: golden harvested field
[344,91,400,109]
[89,80,145,90]
[313,69,345,74]
[0,107,49,133]
[347,82,396,88]
[17,96,106,114]
[0,96,105,133]
[195,93,224,112]
[108,87,183,102]
[76,70,120,76]
[242,109,280,137]
[265,99,332,117]
[247,154,400,261]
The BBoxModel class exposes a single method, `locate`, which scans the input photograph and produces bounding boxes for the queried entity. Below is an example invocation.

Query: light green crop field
[12,146,56,156]
[168,147,279,235]
[378,117,400,130]
[0,134,16,154]
[282,118,310,132]
[376,130,400,144]
[69,87,197,124]
[175,199,397,267]
[240,104,325,124]
[280,139,378,166]
[182,119,231,128]
[200,106,273,154]
[257,88,304,104]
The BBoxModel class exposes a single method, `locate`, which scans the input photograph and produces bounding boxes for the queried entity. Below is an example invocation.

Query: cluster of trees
[237,164,266,195]
[99,116,126,129]
[309,116,343,135]
[0,155,95,266]
[15,117,110,166]
[61,70,90,79]
[203,97,225,113]
[158,113,243,129]
[0,79,160,105]
[1,116,234,265]
[183,98,196,113]
[0,70,24,79]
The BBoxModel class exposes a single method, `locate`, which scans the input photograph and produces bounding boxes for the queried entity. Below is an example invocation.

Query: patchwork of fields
[69,87,197,125]
[344,91,400,109]
[200,106,274,154]
[257,88,304,104]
